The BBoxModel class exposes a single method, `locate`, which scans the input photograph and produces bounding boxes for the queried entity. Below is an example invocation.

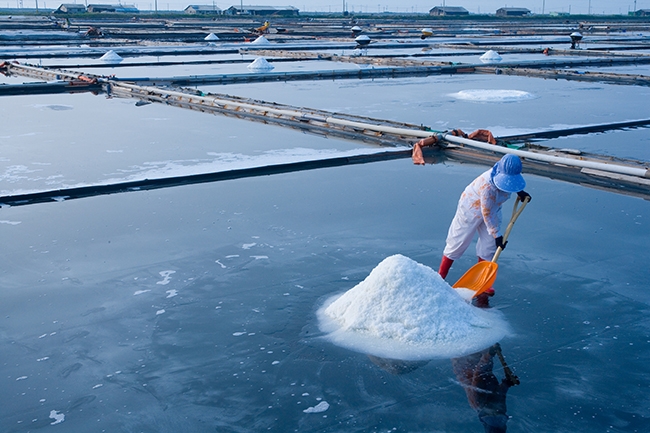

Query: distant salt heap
[355,34,371,46]
[99,50,123,64]
[318,254,510,360]
[480,49,502,62]
[247,57,274,71]
[204,32,219,41]
[251,35,271,45]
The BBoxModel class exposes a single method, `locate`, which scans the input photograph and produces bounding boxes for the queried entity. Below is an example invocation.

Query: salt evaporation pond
[318,254,510,360]
[0,40,649,433]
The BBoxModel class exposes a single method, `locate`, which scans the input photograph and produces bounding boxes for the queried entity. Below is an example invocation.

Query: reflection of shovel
[453,196,530,297]
[494,344,520,386]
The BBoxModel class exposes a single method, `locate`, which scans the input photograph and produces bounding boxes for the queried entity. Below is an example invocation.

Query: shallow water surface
[0,44,649,433]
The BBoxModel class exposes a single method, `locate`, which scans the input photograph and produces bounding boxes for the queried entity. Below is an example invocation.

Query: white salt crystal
[318,254,509,360]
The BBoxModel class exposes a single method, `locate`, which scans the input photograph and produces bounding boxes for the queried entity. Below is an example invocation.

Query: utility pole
[542,0,545,15]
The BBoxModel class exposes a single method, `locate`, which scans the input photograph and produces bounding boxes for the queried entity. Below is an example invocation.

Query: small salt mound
[99,50,123,63]
[450,89,536,103]
[247,57,274,71]
[318,255,510,360]
[251,35,270,45]
[204,33,219,41]
[480,49,502,62]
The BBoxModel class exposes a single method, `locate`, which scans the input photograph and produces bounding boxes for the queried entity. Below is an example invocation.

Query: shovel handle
[491,196,530,263]
[495,345,520,386]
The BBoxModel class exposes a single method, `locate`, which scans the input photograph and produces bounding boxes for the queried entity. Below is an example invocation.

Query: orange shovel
[452,196,530,297]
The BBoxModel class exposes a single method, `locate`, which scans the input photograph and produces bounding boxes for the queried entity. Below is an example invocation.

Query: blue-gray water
[1,45,649,432]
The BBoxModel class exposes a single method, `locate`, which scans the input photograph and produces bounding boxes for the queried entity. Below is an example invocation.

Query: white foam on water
[0,220,21,225]
[247,57,274,70]
[156,270,175,285]
[242,243,256,250]
[133,289,150,295]
[49,410,65,425]
[303,401,329,413]
[166,289,178,298]
[0,148,395,197]
[450,89,537,103]
[156,309,165,315]
[317,254,510,361]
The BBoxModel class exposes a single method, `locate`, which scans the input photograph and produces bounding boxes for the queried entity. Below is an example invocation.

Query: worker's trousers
[443,209,497,262]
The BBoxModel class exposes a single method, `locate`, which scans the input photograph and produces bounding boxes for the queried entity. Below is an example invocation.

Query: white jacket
[457,170,511,237]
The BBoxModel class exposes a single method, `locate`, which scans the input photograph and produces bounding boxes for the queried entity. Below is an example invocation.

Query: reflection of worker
[452,343,519,433]
[438,154,531,293]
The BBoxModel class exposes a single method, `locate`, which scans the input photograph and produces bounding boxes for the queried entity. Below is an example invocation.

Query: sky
[13,0,647,14]
[183,0,643,14]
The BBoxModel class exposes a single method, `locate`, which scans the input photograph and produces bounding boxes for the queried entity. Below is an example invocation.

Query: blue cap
[491,154,525,193]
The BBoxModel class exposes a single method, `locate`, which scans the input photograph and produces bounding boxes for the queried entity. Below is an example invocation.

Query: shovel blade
[452,261,498,297]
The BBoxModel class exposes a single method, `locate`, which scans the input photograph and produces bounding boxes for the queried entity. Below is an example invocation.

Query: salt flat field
[0,15,649,432]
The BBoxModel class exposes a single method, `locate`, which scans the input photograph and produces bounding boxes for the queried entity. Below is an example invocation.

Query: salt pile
[450,89,536,103]
[247,57,274,71]
[480,50,502,62]
[318,254,509,360]
[251,35,271,45]
[355,35,371,45]
[204,33,219,41]
[99,50,123,63]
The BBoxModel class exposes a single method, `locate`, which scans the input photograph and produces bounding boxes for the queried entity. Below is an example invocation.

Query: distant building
[224,5,299,16]
[429,6,469,16]
[87,3,138,13]
[184,4,221,14]
[54,3,86,13]
[633,9,650,16]
[496,7,530,17]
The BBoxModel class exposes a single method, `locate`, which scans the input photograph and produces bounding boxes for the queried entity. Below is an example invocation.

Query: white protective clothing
[443,170,511,261]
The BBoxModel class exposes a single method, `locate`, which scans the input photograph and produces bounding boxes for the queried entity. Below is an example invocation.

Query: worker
[438,154,531,295]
